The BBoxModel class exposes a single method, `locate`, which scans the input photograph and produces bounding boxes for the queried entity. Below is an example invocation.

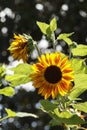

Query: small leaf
[16,112,38,118]
[40,100,57,112]
[63,37,73,45]
[59,32,74,37]
[0,87,15,96]
[5,108,16,117]
[57,32,74,45]
[73,102,87,113]
[36,21,49,34]
[72,44,87,56]
[54,108,72,118]
[50,18,57,32]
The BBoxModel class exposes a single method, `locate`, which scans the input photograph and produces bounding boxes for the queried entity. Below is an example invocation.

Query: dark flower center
[44,65,62,84]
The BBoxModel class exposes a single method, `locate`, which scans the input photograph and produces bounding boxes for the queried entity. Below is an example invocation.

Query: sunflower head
[31,52,74,99]
[8,34,29,62]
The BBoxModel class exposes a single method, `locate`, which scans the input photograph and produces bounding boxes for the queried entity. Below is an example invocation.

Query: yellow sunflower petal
[58,83,67,96]
[60,57,68,67]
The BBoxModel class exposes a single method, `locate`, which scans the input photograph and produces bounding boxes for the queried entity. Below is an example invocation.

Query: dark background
[0,0,87,130]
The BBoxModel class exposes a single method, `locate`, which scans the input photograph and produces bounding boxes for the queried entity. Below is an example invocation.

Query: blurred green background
[0,0,87,130]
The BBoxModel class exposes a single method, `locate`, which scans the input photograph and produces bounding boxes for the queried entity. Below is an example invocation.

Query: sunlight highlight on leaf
[5,63,33,87]
[50,17,57,32]
[57,32,74,45]
[36,21,49,34]
[0,87,15,96]
[72,44,87,56]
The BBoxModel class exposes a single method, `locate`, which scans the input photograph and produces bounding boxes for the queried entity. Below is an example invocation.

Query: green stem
[0,116,9,122]
[69,46,72,59]
[52,33,56,51]
[33,41,41,57]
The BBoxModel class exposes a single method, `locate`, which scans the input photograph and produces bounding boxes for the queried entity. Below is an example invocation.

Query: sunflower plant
[1,17,87,130]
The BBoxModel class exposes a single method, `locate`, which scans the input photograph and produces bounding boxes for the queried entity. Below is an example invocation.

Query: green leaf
[36,18,57,40]
[46,26,52,38]
[58,32,74,38]
[54,108,72,118]
[57,32,74,45]
[10,63,33,75]
[16,112,38,118]
[5,108,16,117]
[5,74,31,87]
[5,63,33,87]
[73,102,87,113]
[40,100,57,112]
[72,44,87,56]
[5,108,38,119]
[0,87,15,96]
[70,58,86,74]
[0,64,6,77]
[69,74,87,99]
[50,18,57,32]
[69,58,87,99]
[0,65,6,87]
[64,38,73,45]
[36,21,49,34]
[50,115,85,126]
[0,108,38,122]
[50,108,85,126]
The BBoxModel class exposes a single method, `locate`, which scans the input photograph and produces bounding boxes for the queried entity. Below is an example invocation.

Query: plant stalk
[33,41,41,57]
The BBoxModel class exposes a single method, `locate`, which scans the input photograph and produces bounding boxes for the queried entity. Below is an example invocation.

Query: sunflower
[8,34,28,62]
[31,52,74,99]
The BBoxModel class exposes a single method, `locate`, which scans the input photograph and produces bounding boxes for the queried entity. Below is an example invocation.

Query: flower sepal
[23,34,34,55]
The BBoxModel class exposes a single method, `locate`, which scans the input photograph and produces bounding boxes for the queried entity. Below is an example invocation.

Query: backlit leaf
[69,74,87,99]
[50,17,57,32]
[5,108,16,117]
[70,58,86,74]
[72,44,87,56]
[5,74,31,87]
[57,32,74,45]
[5,63,33,87]
[73,102,87,113]
[36,21,49,34]
[10,63,33,75]
[0,64,6,77]
[0,87,15,96]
